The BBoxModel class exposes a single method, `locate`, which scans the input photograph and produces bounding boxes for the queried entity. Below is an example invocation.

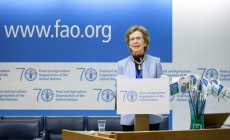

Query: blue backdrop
[0,0,172,62]
[0,0,172,129]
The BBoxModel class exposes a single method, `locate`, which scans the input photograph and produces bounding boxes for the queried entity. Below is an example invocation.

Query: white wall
[168,0,230,130]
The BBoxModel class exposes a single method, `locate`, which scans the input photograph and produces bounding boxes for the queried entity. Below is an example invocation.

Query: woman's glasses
[129,36,143,42]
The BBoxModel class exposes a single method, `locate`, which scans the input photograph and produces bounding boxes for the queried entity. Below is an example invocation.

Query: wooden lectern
[116,78,170,131]
[134,114,149,131]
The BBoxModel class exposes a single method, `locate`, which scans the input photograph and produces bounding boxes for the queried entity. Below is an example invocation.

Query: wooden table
[63,128,230,140]
[62,130,114,140]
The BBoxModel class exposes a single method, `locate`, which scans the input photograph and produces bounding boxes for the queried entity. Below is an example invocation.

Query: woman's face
[129,30,146,55]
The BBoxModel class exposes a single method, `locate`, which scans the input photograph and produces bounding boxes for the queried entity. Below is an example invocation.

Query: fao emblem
[127,91,138,102]
[205,69,218,80]
[101,89,114,102]
[24,68,37,81]
[85,68,97,81]
[41,89,54,102]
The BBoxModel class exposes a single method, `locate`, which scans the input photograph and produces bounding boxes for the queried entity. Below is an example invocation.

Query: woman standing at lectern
[117,25,163,131]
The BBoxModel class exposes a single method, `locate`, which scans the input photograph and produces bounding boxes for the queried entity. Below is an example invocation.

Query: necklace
[133,58,144,71]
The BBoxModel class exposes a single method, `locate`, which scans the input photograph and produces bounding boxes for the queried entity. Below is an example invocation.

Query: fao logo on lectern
[127,91,138,102]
